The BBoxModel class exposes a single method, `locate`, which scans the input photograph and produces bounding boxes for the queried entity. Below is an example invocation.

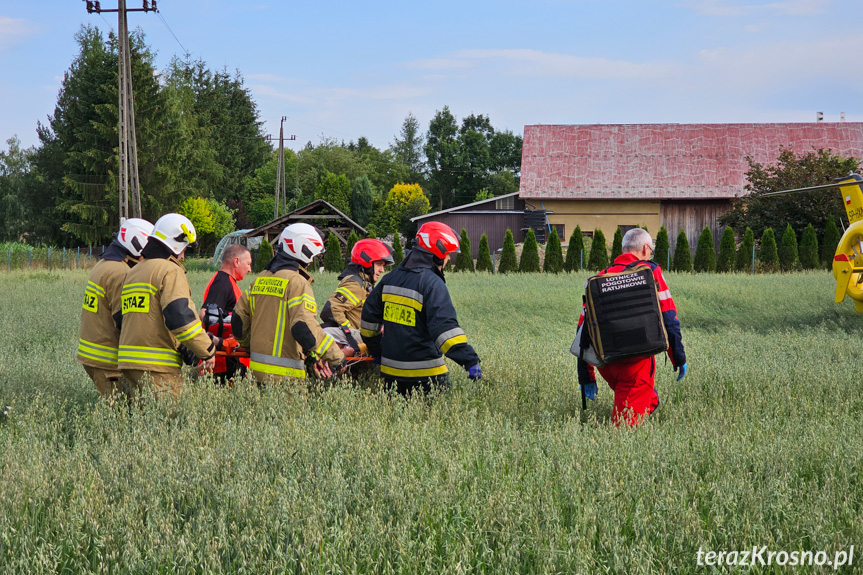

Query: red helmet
[351,238,394,268]
[416,222,460,259]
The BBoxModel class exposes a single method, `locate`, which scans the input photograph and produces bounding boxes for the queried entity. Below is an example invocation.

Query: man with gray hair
[576,227,687,426]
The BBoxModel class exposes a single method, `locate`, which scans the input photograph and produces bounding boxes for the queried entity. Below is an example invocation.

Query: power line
[156,10,187,54]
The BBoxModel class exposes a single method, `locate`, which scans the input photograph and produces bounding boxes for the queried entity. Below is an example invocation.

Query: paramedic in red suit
[577,228,687,426]
[201,244,252,380]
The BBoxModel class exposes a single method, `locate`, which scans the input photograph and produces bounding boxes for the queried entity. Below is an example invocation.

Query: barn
[519,123,863,251]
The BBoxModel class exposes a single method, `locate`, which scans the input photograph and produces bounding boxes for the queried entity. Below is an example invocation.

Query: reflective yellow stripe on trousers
[249,352,306,378]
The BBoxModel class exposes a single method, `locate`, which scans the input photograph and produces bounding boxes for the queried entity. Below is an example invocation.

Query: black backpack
[573,261,668,366]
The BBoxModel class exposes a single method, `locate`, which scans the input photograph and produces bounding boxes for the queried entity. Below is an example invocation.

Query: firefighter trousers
[83,365,124,398]
[122,369,185,401]
[598,356,659,427]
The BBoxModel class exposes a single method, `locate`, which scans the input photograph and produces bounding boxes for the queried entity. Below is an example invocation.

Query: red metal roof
[519,123,863,200]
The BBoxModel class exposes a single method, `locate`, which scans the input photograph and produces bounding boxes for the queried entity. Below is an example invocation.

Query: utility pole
[267,117,296,218]
[83,0,157,224]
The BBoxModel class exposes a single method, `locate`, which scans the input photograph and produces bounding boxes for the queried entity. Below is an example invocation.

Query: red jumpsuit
[577,253,686,426]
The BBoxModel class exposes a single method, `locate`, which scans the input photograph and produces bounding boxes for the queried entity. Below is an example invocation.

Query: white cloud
[0,16,34,51]
[684,0,828,17]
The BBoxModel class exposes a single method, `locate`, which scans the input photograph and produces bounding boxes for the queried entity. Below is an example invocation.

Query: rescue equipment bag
[576,261,668,365]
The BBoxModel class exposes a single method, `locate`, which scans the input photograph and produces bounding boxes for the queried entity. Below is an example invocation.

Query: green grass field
[0,269,861,573]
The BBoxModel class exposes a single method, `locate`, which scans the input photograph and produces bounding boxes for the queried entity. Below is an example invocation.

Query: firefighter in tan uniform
[77,218,153,397]
[232,223,345,385]
[118,213,217,399]
[320,238,393,351]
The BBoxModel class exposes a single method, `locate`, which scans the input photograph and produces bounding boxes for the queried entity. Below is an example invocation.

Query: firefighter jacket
[577,253,685,385]
[361,248,480,381]
[231,252,344,379]
[77,242,136,369]
[320,263,372,330]
[117,242,215,373]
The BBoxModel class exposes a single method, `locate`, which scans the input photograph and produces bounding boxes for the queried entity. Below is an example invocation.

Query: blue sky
[2,0,862,153]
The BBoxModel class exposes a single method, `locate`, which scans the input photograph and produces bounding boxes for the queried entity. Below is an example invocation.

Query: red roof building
[519,123,863,259]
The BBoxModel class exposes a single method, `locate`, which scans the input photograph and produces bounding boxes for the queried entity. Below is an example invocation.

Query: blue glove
[467,363,482,380]
[674,362,688,381]
[582,381,597,400]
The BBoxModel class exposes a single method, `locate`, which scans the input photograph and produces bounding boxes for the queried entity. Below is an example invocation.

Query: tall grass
[0,270,860,573]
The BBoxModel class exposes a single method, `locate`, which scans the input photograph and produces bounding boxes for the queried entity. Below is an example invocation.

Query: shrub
[498,229,518,274]
[779,224,800,272]
[737,227,755,272]
[324,234,343,272]
[519,229,541,273]
[717,226,736,273]
[654,226,670,269]
[610,227,623,261]
[543,227,564,273]
[822,215,841,270]
[588,229,609,271]
[800,224,820,270]
[564,226,584,272]
[693,227,716,272]
[254,239,273,273]
[673,230,692,272]
[476,233,493,272]
[345,231,359,264]
[454,229,474,272]
[759,228,779,272]
[392,233,404,266]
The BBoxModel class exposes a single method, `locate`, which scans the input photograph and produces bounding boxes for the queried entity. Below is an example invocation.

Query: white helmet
[152,213,197,255]
[117,218,154,257]
[278,223,324,264]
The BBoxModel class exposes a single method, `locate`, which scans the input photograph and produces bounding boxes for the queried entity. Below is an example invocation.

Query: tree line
[0,26,522,252]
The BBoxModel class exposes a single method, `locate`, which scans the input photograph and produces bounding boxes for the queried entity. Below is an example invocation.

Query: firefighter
[320,238,393,352]
[361,222,481,395]
[77,218,153,398]
[118,213,217,400]
[200,244,252,382]
[231,223,345,386]
[577,228,687,426]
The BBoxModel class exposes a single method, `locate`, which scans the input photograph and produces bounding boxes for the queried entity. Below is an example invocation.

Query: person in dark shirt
[201,244,252,382]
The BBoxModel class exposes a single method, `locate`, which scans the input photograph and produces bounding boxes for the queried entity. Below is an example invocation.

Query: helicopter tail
[838,174,863,225]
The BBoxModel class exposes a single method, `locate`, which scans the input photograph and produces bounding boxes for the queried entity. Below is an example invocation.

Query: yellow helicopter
[765,173,863,311]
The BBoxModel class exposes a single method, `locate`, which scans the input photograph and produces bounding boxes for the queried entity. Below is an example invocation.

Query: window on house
[495,195,515,210]
[553,224,565,239]
[582,230,594,239]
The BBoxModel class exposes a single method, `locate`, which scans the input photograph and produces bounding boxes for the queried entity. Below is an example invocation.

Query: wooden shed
[410,192,526,258]
[246,199,367,248]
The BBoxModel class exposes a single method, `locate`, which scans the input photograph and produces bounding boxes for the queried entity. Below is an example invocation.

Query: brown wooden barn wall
[433,213,526,259]
[660,200,732,257]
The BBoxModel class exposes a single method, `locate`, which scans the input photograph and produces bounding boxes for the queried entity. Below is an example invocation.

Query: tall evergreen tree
[498,229,518,273]
[476,233,494,272]
[346,230,359,264]
[519,229,541,272]
[693,227,717,272]
[543,227,564,273]
[392,233,404,266]
[737,227,756,272]
[324,233,343,272]
[390,113,426,184]
[588,229,609,271]
[779,223,800,272]
[821,215,842,270]
[610,227,623,261]
[565,225,584,272]
[759,228,779,272]
[673,230,692,272]
[255,238,273,273]
[800,223,820,270]
[454,228,475,272]
[350,176,375,227]
[654,226,671,269]
[717,226,737,273]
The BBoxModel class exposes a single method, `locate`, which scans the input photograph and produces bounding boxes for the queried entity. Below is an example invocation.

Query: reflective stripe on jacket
[118,256,214,373]
[361,248,479,381]
[232,267,344,379]
[320,267,371,330]
[77,258,131,368]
